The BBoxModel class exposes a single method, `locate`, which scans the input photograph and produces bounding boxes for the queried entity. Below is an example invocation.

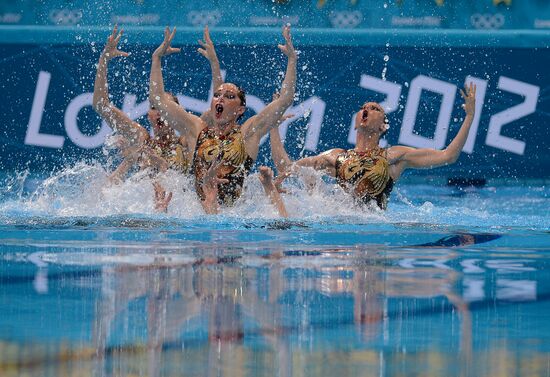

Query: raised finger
[198,39,206,48]
[284,25,292,38]
[204,25,212,42]
[115,30,123,45]
[459,89,466,99]
[166,192,173,203]
[168,27,176,44]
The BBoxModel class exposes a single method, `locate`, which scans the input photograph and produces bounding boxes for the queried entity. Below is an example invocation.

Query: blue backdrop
[1,29,548,179]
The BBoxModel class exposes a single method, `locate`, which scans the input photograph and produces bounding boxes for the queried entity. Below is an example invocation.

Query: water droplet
[383,55,389,62]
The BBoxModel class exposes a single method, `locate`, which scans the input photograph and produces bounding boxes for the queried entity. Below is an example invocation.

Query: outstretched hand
[153,182,172,213]
[278,24,296,60]
[460,82,476,116]
[153,27,181,58]
[201,156,229,214]
[197,25,217,62]
[103,25,129,61]
[273,170,291,193]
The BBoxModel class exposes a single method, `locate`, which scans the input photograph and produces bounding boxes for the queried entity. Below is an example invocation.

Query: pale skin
[93,26,224,210]
[270,83,477,213]
[197,25,224,127]
[92,26,177,179]
[258,166,289,218]
[150,25,297,213]
[147,25,226,211]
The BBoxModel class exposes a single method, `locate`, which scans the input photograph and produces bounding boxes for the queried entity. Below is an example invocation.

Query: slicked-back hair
[235,85,246,107]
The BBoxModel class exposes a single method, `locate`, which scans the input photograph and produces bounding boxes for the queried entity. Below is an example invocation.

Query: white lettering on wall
[399,75,456,149]
[24,71,65,149]
[23,69,541,157]
[462,76,488,154]
[65,93,112,149]
[486,76,539,155]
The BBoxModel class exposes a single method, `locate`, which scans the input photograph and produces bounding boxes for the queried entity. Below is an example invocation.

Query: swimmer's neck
[355,132,381,151]
[212,120,238,136]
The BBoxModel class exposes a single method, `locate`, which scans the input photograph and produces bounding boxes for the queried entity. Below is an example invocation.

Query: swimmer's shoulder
[386,145,414,164]
[320,148,346,157]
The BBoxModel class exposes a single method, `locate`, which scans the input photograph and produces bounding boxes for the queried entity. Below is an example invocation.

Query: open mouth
[362,109,368,121]
[215,104,224,117]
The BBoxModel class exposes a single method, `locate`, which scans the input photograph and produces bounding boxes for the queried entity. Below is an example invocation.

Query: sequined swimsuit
[192,127,254,206]
[334,147,394,210]
[146,133,191,173]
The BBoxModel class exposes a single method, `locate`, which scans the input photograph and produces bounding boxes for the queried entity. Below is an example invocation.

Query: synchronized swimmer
[93,25,476,217]
[260,84,476,217]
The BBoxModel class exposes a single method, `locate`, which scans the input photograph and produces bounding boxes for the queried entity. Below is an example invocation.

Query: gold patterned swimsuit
[335,147,394,210]
[192,127,254,206]
[147,133,191,174]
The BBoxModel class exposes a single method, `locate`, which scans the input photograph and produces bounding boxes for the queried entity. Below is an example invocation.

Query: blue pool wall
[0,26,548,179]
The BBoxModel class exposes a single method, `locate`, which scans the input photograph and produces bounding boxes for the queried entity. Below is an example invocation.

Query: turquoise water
[0,168,549,376]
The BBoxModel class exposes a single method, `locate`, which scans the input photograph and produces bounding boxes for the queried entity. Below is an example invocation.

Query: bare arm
[108,157,136,185]
[293,149,340,176]
[270,126,292,176]
[149,27,204,142]
[259,167,288,218]
[93,26,148,145]
[242,25,297,158]
[198,26,224,127]
[273,149,342,189]
[388,83,477,177]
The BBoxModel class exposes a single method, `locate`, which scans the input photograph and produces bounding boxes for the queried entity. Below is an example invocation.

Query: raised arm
[198,26,224,127]
[242,25,297,158]
[93,26,148,145]
[269,120,293,175]
[198,26,223,92]
[149,27,204,143]
[388,83,477,178]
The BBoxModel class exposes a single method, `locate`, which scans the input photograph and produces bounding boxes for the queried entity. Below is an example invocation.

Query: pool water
[0,168,549,376]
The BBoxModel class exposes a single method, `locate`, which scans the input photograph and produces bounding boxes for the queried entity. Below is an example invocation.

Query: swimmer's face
[148,105,162,128]
[355,102,386,134]
[211,83,245,125]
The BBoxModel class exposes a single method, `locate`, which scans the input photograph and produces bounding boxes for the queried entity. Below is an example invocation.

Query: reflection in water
[0,244,549,377]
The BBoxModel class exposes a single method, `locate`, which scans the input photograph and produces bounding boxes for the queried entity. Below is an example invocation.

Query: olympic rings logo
[187,10,221,27]
[49,9,83,26]
[328,11,363,29]
[470,13,505,29]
